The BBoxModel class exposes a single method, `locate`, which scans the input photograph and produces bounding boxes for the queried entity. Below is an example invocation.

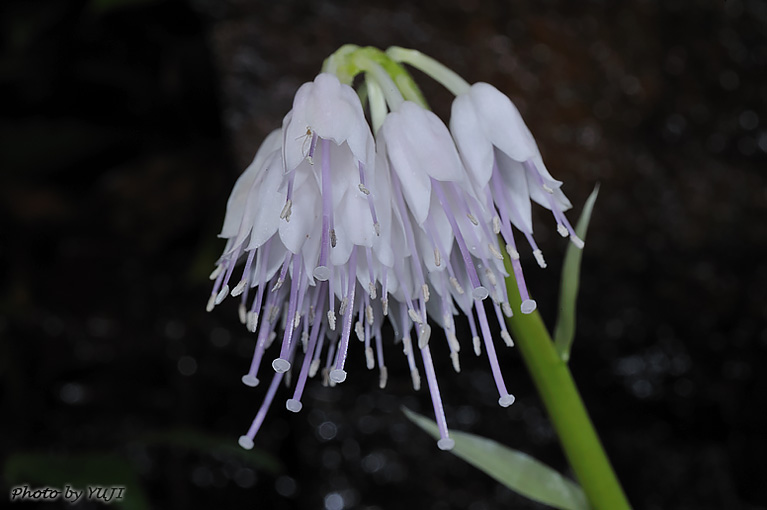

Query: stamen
[432,181,488,301]
[315,138,334,281]
[359,162,380,237]
[330,247,358,384]
[239,338,299,449]
[419,343,454,451]
[286,283,326,413]
[474,301,515,408]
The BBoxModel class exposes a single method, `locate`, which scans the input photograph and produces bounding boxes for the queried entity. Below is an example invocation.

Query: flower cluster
[207,46,582,451]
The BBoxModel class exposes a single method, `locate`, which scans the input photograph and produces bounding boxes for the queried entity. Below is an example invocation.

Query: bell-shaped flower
[450,82,583,313]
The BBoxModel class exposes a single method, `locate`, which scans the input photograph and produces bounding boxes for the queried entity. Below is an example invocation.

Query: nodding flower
[207,46,582,452]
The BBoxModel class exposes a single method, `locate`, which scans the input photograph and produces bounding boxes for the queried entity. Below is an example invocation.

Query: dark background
[2,0,766,509]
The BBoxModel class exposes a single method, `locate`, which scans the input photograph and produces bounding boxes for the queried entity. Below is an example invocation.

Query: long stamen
[330,247,358,383]
[273,256,303,373]
[238,337,299,450]
[286,283,327,412]
[432,181,488,300]
[419,343,454,450]
[490,164,537,314]
[523,159,584,248]
[314,138,334,282]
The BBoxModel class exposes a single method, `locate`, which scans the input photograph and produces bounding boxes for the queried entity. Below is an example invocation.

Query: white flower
[207,49,584,453]
[450,82,583,312]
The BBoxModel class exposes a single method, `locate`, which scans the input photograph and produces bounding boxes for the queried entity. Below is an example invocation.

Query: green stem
[504,262,632,510]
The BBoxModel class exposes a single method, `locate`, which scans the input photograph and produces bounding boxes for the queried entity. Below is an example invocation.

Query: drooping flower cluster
[207,46,583,451]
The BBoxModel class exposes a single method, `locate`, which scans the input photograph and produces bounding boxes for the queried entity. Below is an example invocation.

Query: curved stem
[503,257,632,510]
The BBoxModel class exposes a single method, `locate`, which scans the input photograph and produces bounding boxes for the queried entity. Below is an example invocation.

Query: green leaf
[403,408,590,510]
[553,184,600,363]
[4,453,149,510]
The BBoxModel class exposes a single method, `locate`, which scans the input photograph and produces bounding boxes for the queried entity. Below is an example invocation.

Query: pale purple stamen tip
[520,299,537,314]
[272,358,291,373]
[241,375,259,387]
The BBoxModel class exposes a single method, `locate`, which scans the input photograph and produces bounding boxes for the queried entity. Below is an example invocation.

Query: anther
[246,311,259,333]
[501,330,514,347]
[450,351,461,373]
[418,324,432,349]
[506,245,520,260]
[533,249,547,268]
[492,216,501,234]
[358,183,370,195]
[379,366,388,388]
[232,279,248,297]
[382,298,389,316]
[368,282,377,299]
[209,265,223,280]
[366,305,374,325]
[238,303,247,324]
[557,224,569,237]
[502,302,513,317]
[365,346,375,369]
[410,368,421,391]
[355,321,364,341]
[489,243,504,260]
[339,297,348,317]
[330,229,337,248]
[473,336,482,356]
[215,285,229,305]
[422,284,430,302]
[449,276,464,294]
[434,248,441,267]
[309,358,321,378]
[327,310,336,331]
[280,199,293,221]
[206,294,216,312]
[467,213,479,226]
[408,308,422,324]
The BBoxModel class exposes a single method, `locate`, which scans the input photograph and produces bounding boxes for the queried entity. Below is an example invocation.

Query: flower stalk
[504,265,632,510]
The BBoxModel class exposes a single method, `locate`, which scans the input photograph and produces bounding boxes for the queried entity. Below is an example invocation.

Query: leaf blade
[553,184,600,363]
[403,408,590,510]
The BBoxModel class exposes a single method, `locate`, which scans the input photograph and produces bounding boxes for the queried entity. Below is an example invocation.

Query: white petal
[495,151,534,234]
[284,74,373,173]
[380,114,431,224]
[450,94,495,188]
[219,129,281,238]
[279,170,321,254]
[242,151,286,250]
[468,82,539,162]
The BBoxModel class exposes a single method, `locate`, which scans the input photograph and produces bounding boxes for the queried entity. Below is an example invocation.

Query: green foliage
[553,185,600,363]
[403,408,590,510]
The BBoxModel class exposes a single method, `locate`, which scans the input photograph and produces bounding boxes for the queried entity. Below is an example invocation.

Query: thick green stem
[504,262,632,510]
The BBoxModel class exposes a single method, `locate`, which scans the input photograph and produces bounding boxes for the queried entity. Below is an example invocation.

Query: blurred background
[2,0,766,508]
